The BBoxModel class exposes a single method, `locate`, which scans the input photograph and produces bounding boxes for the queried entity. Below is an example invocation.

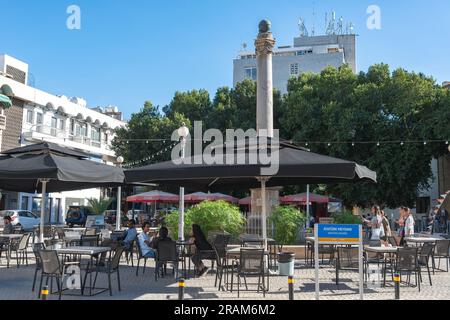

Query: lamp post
[115,156,124,231]
[177,123,189,241]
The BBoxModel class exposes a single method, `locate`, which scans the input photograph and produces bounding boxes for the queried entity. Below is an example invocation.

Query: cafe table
[405,237,443,246]
[364,246,402,287]
[50,245,112,296]
[0,234,23,268]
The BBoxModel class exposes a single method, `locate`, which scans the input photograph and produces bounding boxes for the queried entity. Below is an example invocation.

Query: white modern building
[0,54,126,223]
[233,33,356,93]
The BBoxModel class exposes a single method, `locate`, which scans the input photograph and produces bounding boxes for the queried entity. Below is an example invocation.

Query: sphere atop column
[258,20,271,33]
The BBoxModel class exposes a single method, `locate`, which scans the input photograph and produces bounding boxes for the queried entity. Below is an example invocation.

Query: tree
[281,64,446,208]
[111,101,189,166]
[87,198,113,215]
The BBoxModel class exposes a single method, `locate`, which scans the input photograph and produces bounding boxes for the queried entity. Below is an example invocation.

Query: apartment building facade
[0,54,126,223]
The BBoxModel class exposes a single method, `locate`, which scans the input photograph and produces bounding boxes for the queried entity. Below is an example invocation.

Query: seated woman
[150,226,172,250]
[189,224,215,277]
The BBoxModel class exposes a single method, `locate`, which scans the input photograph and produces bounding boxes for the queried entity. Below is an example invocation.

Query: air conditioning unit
[0,114,6,130]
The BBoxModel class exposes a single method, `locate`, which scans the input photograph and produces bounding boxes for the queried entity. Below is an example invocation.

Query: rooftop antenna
[311,1,316,36]
[346,22,354,34]
[337,16,344,35]
[298,18,309,37]
[241,42,248,51]
[326,11,337,35]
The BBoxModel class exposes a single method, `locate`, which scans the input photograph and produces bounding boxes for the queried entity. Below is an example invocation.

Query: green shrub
[269,206,306,245]
[165,200,245,239]
[165,210,192,240]
[331,211,362,224]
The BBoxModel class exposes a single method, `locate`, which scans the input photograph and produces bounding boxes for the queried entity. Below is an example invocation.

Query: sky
[1,0,449,120]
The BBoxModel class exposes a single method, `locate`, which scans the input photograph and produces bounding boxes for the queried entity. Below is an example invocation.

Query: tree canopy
[112,64,450,208]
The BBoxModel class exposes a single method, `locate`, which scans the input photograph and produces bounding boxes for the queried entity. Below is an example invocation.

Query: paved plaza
[1,247,449,300]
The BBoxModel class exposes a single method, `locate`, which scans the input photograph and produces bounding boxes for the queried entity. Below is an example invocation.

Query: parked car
[65,206,95,227]
[0,210,40,231]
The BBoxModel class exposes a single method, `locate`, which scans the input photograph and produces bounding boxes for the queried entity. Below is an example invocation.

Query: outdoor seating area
[1,222,450,300]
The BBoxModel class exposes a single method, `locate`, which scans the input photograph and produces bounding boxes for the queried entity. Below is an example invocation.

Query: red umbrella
[185,192,238,203]
[239,196,252,206]
[126,190,179,203]
[280,193,329,204]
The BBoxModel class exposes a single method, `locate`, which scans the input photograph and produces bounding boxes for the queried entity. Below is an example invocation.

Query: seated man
[121,220,137,249]
[137,222,156,259]
[0,216,14,249]
[2,216,14,235]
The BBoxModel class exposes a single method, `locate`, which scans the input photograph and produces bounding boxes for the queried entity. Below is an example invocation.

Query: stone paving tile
[0,249,449,300]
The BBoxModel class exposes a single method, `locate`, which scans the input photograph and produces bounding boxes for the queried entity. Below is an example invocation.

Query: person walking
[380,210,392,246]
[369,205,384,244]
[404,207,415,237]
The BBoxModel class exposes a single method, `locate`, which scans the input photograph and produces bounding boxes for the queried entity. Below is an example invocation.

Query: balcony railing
[23,125,104,150]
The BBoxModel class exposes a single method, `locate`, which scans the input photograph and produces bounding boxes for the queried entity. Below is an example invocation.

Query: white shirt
[138,232,152,256]
[405,215,415,236]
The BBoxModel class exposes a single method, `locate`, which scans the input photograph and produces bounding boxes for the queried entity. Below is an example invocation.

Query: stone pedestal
[249,187,281,236]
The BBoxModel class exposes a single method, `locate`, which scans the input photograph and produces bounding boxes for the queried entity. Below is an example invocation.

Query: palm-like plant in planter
[87,198,113,215]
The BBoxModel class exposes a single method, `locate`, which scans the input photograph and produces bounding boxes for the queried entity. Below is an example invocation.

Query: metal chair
[154,240,180,281]
[80,235,100,247]
[212,234,232,289]
[433,239,450,272]
[37,250,79,300]
[336,246,360,286]
[135,235,152,276]
[31,243,46,293]
[418,242,435,285]
[10,233,32,268]
[236,248,266,298]
[84,228,98,236]
[396,247,421,291]
[87,247,124,296]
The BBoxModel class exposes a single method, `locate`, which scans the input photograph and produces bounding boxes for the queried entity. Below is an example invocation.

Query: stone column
[255,20,276,138]
[250,20,279,238]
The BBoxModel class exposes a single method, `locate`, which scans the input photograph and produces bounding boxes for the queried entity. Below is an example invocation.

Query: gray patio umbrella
[125,139,377,245]
[0,142,125,241]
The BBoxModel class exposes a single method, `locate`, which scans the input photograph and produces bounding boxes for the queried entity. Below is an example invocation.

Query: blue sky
[1,0,449,119]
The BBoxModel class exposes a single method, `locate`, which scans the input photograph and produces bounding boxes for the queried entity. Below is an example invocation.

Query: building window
[70,119,75,135]
[21,196,29,211]
[244,67,257,81]
[91,127,101,142]
[290,63,299,75]
[26,110,34,124]
[416,197,430,214]
[58,119,65,131]
[76,122,87,137]
[36,113,43,133]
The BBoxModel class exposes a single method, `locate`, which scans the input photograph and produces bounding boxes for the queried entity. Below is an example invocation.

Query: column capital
[255,32,276,56]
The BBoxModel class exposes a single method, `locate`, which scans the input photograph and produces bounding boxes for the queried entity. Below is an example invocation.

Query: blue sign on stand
[317,224,360,243]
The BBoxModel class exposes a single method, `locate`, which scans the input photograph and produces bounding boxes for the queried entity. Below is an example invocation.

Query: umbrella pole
[179,187,185,241]
[306,184,310,226]
[39,179,48,243]
[116,186,122,231]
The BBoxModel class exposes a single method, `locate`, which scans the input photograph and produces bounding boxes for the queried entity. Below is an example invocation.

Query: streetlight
[116,156,124,231]
[177,123,189,241]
